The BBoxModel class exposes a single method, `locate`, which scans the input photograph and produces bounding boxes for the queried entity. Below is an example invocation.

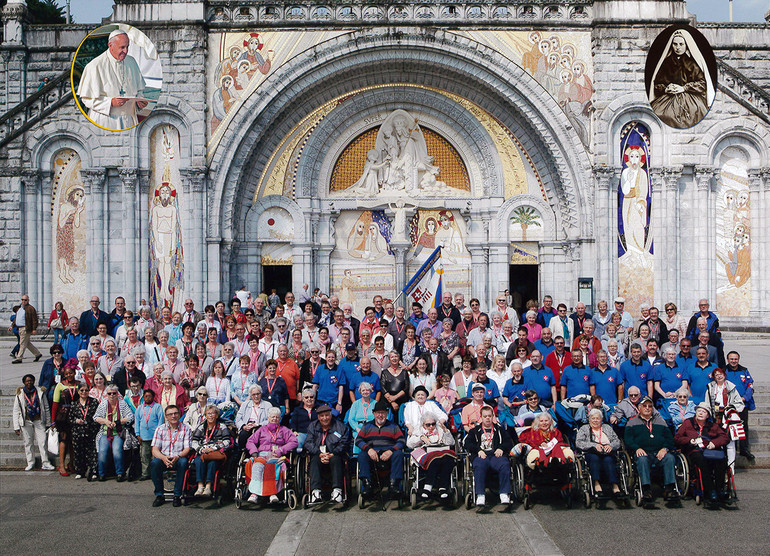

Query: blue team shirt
[725,365,755,410]
[338,357,361,386]
[652,363,689,394]
[620,359,652,394]
[561,364,592,398]
[689,362,716,401]
[533,340,556,358]
[347,370,382,399]
[313,364,347,405]
[468,379,500,400]
[589,366,622,404]
[502,379,528,403]
[523,366,556,401]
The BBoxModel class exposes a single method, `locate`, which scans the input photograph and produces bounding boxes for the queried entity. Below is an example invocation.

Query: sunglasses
[106,392,118,396]
[424,422,436,427]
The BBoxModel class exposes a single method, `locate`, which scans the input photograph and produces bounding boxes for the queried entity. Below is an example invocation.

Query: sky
[69,0,768,24]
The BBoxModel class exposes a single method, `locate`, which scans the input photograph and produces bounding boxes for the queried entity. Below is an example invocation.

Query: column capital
[179,167,207,193]
[80,167,107,193]
[592,165,616,191]
[19,168,40,190]
[693,166,716,191]
[118,166,139,192]
[747,167,770,191]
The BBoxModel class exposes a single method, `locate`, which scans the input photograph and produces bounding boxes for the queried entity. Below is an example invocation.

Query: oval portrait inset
[71,23,162,132]
[645,24,717,129]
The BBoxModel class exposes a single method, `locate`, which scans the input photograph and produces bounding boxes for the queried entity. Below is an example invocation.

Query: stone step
[736,453,770,468]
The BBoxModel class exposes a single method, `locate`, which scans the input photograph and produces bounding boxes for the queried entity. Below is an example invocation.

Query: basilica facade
[1,0,768,325]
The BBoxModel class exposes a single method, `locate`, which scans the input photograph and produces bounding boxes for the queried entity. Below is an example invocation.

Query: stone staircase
[2,384,769,469]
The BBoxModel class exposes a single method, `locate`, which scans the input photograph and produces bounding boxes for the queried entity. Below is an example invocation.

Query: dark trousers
[150,456,189,497]
[472,455,511,495]
[358,448,404,481]
[585,452,619,484]
[238,428,256,450]
[309,453,344,490]
[690,450,726,495]
[739,408,751,452]
[423,456,454,490]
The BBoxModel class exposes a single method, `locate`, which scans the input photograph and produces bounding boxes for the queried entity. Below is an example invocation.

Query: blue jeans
[97,435,124,476]
[472,455,511,495]
[53,328,63,346]
[195,457,222,484]
[585,452,619,484]
[358,448,404,481]
[296,433,307,451]
[635,452,675,487]
[150,456,189,497]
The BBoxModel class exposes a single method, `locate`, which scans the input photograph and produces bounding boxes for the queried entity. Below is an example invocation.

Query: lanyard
[234,338,247,354]
[310,359,320,377]
[79,400,89,420]
[143,404,153,424]
[251,403,261,423]
[205,424,217,443]
[321,429,329,446]
[393,321,405,337]
[208,344,218,358]
[213,377,222,396]
[162,387,175,407]
[591,426,604,444]
[23,389,38,409]
[644,419,654,437]
[362,400,370,421]
[167,425,182,453]
[265,376,277,395]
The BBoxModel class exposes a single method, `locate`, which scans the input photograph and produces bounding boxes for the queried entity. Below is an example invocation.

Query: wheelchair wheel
[634,487,642,507]
[451,486,459,506]
[285,490,297,510]
[301,493,309,509]
[410,489,418,509]
[358,493,365,509]
[584,490,591,508]
[465,492,473,510]
[523,492,531,510]
[511,462,525,502]
[234,486,243,509]
[674,452,689,498]
[695,493,702,505]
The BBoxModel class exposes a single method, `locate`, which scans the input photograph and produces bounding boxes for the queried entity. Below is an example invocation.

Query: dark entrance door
[263,265,292,301]
[509,264,539,315]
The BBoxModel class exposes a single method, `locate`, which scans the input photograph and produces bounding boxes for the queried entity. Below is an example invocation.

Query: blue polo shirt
[676,353,695,372]
[347,370,381,399]
[620,359,652,394]
[502,379,528,403]
[689,362,716,401]
[468,378,500,401]
[338,356,360,385]
[61,332,88,360]
[725,365,755,410]
[533,339,556,358]
[652,362,689,394]
[523,366,556,402]
[313,364,347,405]
[561,364,592,398]
[590,366,622,404]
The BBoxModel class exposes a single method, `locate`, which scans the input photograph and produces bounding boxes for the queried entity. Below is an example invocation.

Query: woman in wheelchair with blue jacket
[575,408,622,497]
[674,402,729,508]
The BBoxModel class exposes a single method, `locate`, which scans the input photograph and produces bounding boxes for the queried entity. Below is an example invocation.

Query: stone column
[694,167,716,304]
[81,168,107,301]
[389,241,412,298]
[488,241,509,308]
[220,239,233,299]
[748,169,769,317]
[1,1,27,111]
[467,243,489,307]
[137,170,150,304]
[662,168,682,305]
[291,246,313,294]
[593,166,615,302]
[180,167,206,305]
[206,239,222,302]
[20,170,39,302]
[119,167,138,308]
[316,246,333,295]
[40,170,53,314]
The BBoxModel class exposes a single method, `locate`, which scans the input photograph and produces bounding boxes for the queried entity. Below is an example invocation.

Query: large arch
[207,28,592,244]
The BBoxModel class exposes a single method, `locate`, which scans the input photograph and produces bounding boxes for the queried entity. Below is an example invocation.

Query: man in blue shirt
[689,347,716,402]
[79,296,110,337]
[620,344,653,398]
[523,350,556,405]
[560,349,592,399]
[345,355,382,403]
[652,348,689,404]
[533,327,556,358]
[675,338,695,371]
[338,343,360,384]
[590,350,622,406]
[313,349,346,416]
[61,316,88,360]
[724,351,756,461]
[468,365,500,406]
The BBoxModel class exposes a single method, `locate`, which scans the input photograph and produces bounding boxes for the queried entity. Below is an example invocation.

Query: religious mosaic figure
[149,126,184,314]
[435,210,463,262]
[56,185,85,284]
[647,28,715,129]
[620,145,650,254]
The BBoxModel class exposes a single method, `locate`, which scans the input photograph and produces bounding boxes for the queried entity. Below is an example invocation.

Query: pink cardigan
[245,423,298,456]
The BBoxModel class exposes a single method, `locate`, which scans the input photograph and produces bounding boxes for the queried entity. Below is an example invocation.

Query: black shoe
[172,496,182,507]
[740,449,755,461]
[98,475,107,482]
[116,474,126,483]
[389,480,402,499]
[642,486,654,507]
[152,495,164,507]
[664,484,679,501]
[11,359,21,364]
[139,475,151,481]
[359,478,371,497]
[34,354,42,362]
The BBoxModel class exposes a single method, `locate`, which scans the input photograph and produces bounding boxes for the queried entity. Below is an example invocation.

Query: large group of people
[10,287,756,510]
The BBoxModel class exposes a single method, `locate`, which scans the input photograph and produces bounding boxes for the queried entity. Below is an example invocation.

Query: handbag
[200,450,226,462]
[46,427,59,455]
[702,448,725,461]
[50,318,62,329]
[121,426,140,451]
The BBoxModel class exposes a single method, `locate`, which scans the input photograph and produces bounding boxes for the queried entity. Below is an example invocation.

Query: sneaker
[202,485,212,497]
[331,488,343,503]
[419,489,431,500]
[74,474,83,480]
[269,494,279,504]
[310,489,322,503]
[24,463,34,471]
[642,486,654,507]
[98,475,107,482]
[116,474,126,483]
[172,497,182,507]
[248,493,259,503]
[152,495,165,507]
[499,493,511,505]
[34,354,43,362]
[12,359,22,364]
[41,462,55,471]
[666,485,680,501]
[194,485,205,496]
[475,494,486,506]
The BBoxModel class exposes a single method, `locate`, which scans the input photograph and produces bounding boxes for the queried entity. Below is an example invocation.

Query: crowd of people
[10,287,756,510]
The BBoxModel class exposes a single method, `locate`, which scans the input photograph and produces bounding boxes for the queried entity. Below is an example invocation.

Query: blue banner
[402,246,443,309]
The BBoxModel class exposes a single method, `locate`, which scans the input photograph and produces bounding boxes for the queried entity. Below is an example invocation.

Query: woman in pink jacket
[244,406,298,504]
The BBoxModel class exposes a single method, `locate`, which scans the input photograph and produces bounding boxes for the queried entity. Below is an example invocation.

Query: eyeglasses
[197,393,208,397]
[424,422,436,427]
[106,392,118,396]
[629,393,640,397]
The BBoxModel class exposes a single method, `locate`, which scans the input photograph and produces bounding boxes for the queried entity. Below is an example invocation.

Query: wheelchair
[688,449,739,509]
[233,450,299,509]
[460,439,516,509]
[356,449,409,509]
[407,449,461,508]
[299,450,351,508]
[573,447,633,508]
[630,448,689,507]
[177,448,238,506]
[514,450,579,510]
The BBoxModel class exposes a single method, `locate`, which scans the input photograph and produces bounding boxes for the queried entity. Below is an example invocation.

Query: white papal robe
[76,49,146,130]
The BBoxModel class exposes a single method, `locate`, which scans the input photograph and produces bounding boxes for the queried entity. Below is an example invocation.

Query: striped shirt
[151,422,192,457]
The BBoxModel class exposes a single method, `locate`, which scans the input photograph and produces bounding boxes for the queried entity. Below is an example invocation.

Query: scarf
[23,387,40,419]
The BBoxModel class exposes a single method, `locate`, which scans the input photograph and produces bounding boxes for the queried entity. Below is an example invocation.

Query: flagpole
[729,0,733,22]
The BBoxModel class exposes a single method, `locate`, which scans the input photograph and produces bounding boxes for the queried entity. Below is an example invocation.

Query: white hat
[108,29,128,41]
[614,297,625,304]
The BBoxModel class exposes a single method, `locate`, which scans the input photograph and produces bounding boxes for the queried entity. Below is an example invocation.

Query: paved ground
[2,469,769,555]
[1,332,768,389]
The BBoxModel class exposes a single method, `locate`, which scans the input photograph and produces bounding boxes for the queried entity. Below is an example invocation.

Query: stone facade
[1,0,769,326]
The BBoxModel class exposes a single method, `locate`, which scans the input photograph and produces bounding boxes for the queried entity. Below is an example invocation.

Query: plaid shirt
[151,422,192,457]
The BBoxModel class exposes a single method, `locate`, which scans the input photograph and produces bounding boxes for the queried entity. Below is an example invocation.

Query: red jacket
[519,427,568,449]
[545,349,571,389]
[674,417,729,454]
[48,309,69,328]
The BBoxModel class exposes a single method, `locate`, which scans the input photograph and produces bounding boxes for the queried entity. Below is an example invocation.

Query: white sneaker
[499,493,511,504]
[74,474,83,480]
[248,493,259,503]
[475,494,486,506]
[331,488,343,503]
[24,463,34,471]
[195,485,205,496]
[202,485,212,497]
[311,489,322,503]
[41,462,55,471]
[269,494,280,504]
